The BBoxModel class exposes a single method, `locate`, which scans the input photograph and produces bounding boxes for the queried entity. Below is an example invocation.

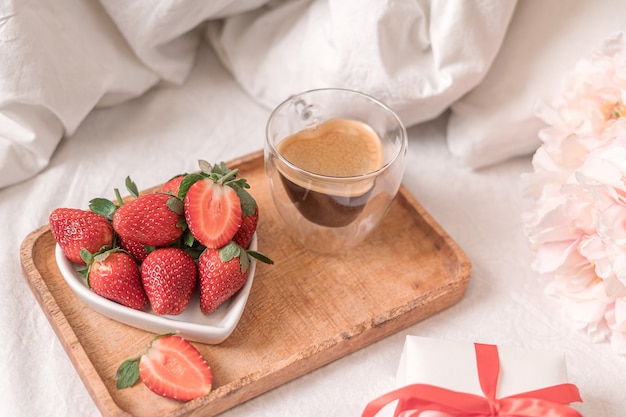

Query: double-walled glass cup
[264,88,407,254]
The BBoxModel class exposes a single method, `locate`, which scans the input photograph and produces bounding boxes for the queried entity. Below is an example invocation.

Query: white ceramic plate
[55,234,257,344]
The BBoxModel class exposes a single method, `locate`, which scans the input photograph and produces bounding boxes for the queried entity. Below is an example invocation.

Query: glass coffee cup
[264,88,407,254]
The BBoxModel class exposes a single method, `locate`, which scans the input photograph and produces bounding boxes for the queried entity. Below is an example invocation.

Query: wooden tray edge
[20,226,131,417]
[397,184,472,281]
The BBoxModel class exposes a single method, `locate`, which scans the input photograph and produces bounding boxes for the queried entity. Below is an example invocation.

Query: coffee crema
[276,118,384,227]
[278,118,383,179]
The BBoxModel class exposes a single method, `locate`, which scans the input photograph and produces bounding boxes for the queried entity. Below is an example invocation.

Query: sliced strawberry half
[116,334,213,401]
[184,178,242,249]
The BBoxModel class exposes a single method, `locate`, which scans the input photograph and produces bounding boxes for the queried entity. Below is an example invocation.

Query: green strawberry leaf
[77,267,89,285]
[247,250,274,265]
[115,357,141,389]
[223,174,250,190]
[93,248,118,263]
[219,241,242,263]
[218,242,262,273]
[210,161,229,176]
[198,160,213,175]
[239,251,250,273]
[80,247,94,266]
[178,173,206,200]
[182,229,196,247]
[215,167,239,185]
[166,195,185,216]
[234,187,257,217]
[89,198,118,220]
[175,216,188,231]
[125,176,140,199]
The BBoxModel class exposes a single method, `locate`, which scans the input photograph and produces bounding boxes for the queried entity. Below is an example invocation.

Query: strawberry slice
[116,334,213,401]
[184,178,242,249]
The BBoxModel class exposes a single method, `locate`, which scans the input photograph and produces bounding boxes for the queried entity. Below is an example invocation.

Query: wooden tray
[20,150,471,417]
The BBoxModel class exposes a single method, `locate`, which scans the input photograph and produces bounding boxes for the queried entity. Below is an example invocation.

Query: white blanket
[0,0,515,188]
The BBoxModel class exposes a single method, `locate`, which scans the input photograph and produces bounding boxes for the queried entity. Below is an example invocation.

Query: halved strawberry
[184,178,242,249]
[141,248,197,315]
[116,334,213,402]
[83,249,148,310]
[49,208,114,265]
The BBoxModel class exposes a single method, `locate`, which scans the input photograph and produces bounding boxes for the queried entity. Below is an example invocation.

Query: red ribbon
[362,343,583,417]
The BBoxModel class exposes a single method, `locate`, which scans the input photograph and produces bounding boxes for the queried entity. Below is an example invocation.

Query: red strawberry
[198,241,273,314]
[141,248,197,315]
[113,192,185,247]
[198,243,248,315]
[232,186,258,249]
[49,208,114,265]
[85,250,147,310]
[233,207,258,249]
[161,175,185,197]
[118,235,151,263]
[116,334,213,402]
[184,178,242,249]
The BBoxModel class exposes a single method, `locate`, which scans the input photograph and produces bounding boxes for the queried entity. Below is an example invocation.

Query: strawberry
[233,208,258,249]
[83,249,148,310]
[183,171,242,249]
[49,208,114,265]
[118,235,152,263]
[198,241,273,315]
[232,183,259,248]
[141,248,197,315]
[116,334,213,402]
[113,192,185,247]
[161,175,185,197]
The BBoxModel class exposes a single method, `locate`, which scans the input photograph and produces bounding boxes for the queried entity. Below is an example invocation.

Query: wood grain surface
[20,150,471,417]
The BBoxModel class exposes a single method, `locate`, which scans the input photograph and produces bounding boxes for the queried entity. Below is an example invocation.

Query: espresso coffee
[276,118,383,227]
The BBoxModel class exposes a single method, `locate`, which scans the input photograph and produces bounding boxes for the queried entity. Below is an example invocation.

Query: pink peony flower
[535,31,626,153]
[522,31,626,354]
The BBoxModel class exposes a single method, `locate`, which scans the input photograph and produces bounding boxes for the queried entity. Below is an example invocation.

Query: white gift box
[397,336,570,398]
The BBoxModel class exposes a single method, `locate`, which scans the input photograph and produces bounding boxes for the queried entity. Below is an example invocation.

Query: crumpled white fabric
[207,0,517,125]
[0,0,267,189]
[1,0,153,189]
[0,0,516,189]
[447,0,626,169]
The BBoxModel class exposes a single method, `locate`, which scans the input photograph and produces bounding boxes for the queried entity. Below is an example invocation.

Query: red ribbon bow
[362,343,583,417]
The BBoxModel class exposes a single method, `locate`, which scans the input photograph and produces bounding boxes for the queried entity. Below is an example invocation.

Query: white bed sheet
[3,42,625,417]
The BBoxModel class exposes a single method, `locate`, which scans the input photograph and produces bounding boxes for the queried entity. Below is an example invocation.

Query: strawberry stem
[114,188,124,206]
[217,168,239,185]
